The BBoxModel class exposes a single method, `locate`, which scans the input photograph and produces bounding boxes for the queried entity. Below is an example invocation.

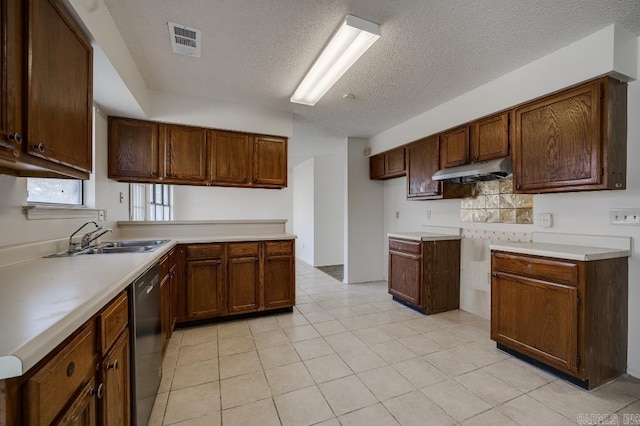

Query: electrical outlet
[610,209,640,225]
[98,209,106,221]
[425,210,431,221]
[119,192,125,203]
[537,212,553,228]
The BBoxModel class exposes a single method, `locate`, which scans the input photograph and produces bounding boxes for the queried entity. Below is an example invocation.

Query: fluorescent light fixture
[290,15,380,106]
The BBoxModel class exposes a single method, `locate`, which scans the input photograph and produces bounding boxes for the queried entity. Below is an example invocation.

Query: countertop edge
[388,232,462,241]
[0,234,296,379]
[490,243,631,261]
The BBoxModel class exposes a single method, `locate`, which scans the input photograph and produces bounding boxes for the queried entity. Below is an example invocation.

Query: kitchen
[1,0,640,425]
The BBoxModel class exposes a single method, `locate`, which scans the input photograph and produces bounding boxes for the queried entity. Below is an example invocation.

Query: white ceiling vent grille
[168,22,201,58]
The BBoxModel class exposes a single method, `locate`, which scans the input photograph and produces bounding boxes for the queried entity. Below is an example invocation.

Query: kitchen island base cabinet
[491,251,628,389]
[177,240,295,323]
[388,237,460,314]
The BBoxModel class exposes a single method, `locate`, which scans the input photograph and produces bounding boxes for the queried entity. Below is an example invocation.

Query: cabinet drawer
[266,240,293,256]
[25,323,96,426]
[99,292,129,354]
[389,239,422,255]
[228,242,259,258]
[492,252,577,286]
[186,244,222,259]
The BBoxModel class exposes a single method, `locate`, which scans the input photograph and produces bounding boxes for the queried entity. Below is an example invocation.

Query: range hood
[432,157,512,183]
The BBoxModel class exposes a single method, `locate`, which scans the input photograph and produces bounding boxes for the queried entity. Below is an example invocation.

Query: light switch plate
[610,209,640,225]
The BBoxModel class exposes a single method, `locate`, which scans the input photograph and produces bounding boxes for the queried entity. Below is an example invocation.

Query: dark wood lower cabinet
[491,251,628,389]
[56,378,97,426]
[228,243,260,314]
[178,240,295,323]
[186,258,225,319]
[388,237,460,314]
[264,241,295,309]
[101,331,130,426]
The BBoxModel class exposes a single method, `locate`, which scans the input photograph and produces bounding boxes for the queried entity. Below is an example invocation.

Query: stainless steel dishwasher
[130,264,162,426]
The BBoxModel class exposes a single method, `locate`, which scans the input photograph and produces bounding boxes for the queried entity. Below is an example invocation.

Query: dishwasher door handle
[146,284,154,294]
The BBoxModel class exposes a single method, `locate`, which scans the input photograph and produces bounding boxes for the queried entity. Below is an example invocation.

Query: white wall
[172,181,293,232]
[344,138,385,283]
[313,150,345,267]
[370,30,640,377]
[293,158,314,264]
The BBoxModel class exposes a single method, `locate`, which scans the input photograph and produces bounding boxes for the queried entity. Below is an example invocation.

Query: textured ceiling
[102,0,640,139]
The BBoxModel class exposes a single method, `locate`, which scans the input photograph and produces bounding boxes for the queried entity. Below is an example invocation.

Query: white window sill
[23,205,102,221]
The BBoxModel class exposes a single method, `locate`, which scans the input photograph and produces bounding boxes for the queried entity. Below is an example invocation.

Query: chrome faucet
[68,221,99,253]
[82,228,114,247]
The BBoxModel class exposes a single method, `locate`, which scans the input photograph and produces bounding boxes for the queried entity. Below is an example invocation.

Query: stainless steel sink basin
[45,240,170,257]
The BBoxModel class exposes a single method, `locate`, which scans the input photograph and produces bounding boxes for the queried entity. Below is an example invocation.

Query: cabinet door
[162,124,208,182]
[406,136,440,199]
[264,241,294,309]
[513,80,601,192]
[369,153,385,179]
[210,131,252,185]
[388,250,422,307]
[55,378,97,426]
[440,126,469,168]
[470,112,509,162]
[0,0,23,161]
[384,147,406,177]
[491,272,578,374]
[26,0,92,172]
[101,330,130,426]
[253,136,287,187]
[264,254,295,309]
[186,259,225,319]
[227,243,260,313]
[108,118,159,179]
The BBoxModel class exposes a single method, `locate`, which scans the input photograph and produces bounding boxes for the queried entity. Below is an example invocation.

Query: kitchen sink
[46,240,170,257]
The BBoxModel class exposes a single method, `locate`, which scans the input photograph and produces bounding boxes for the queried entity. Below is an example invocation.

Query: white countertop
[490,241,630,261]
[0,233,296,380]
[388,232,461,241]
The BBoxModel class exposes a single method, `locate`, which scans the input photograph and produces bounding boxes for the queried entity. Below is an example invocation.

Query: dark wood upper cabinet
[26,0,92,172]
[369,146,406,180]
[0,0,92,179]
[0,0,23,163]
[108,117,159,179]
[254,136,287,187]
[470,112,509,162]
[210,130,252,185]
[108,118,288,189]
[161,124,208,182]
[440,126,469,168]
[513,77,626,193]
[406,136,441,199]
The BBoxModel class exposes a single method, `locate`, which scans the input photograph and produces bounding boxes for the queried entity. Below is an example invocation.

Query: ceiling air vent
[168,22,201,58]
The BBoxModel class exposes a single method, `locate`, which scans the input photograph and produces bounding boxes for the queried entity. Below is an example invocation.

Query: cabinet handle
[66,361,75,377]
[151,171,157,177]
[107,359,119,371]
[474,155,478,161]
[0,140,19,158]
[515,184,520,190]
[8,133,22,143]
[491,272,497,278]
[32,143,45,153]
[116,313,121,323]
[91,383,105,399]
[527,264,533,270]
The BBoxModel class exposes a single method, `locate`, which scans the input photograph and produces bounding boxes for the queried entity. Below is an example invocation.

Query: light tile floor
[149,261,640,426]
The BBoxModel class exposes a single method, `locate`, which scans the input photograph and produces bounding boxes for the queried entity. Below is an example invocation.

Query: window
[130,183,172,221]
[27,178,83,205]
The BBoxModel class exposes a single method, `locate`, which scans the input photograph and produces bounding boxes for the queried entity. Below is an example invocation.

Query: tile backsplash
[461,178,533,224]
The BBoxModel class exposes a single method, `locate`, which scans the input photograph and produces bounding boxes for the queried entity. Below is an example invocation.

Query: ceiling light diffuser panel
[290,15,380,106]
